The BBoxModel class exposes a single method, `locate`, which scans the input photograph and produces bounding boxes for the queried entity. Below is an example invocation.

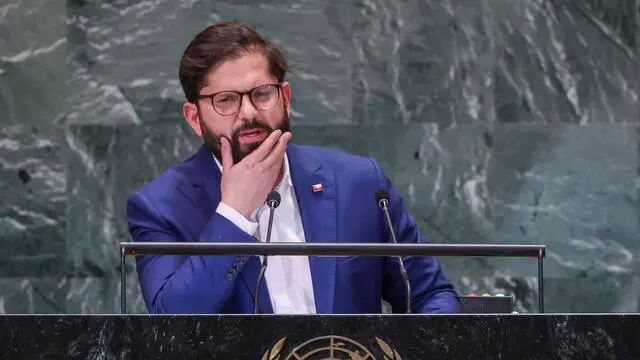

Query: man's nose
[237,93,259,120]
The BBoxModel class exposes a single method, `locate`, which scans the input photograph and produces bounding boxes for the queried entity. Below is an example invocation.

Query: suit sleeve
[126,190,257,314]
[370,159,460,314]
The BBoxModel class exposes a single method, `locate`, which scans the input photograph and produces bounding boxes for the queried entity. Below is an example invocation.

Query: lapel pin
[312,183,323,192]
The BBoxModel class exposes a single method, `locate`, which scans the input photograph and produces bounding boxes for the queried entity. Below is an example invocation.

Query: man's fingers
[260,132,291,168]
[220,137,234,171]
[243,129,282,163]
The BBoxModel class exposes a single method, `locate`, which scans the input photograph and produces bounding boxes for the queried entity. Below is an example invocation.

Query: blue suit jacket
[126,143,459,314]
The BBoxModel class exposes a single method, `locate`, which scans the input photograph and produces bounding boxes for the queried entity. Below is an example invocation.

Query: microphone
[375,189,412,314]
[254,190,281,314]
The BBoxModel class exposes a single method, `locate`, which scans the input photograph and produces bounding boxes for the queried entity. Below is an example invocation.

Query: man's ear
[182,101,202,136]
[281,81,292,115]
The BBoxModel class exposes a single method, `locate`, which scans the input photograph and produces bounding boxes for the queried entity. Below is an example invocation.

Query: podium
[2,244,639,358]
[2,314,640,358]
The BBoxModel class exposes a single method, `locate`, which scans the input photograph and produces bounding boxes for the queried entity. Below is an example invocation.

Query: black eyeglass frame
[196,83,283,116]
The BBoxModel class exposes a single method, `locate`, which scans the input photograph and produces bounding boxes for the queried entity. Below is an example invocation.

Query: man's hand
[219,129,292,219]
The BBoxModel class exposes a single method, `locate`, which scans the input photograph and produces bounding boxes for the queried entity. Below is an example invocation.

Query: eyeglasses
[197,83,282,116]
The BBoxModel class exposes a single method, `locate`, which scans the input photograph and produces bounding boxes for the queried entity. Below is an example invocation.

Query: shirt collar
[212,152,293,188]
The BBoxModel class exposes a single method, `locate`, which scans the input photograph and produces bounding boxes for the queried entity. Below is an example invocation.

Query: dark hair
[178,21,290,103]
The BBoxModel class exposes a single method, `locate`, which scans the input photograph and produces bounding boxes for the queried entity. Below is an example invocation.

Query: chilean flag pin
[312,183,323,193]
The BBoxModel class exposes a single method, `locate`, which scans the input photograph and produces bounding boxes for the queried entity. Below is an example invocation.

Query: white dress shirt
[212,154,317,314]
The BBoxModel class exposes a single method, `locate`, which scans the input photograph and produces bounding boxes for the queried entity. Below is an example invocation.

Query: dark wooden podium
[1,314,639,358]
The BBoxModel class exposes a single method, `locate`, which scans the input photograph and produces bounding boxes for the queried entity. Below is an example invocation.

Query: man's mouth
[237,128,267,143]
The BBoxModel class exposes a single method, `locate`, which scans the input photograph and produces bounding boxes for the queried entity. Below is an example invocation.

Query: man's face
[182,52,292,164]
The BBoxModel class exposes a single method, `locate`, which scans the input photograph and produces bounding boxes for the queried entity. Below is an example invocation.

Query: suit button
[225,272,233,281]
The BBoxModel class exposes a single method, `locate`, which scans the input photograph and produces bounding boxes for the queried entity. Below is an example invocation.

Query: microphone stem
[381,200,398,244]
[381,202,412,314]
[254,206,276,314]
[254,266,267,313]
[266,205,276,241]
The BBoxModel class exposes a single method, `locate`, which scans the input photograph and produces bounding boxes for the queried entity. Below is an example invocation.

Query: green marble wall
[0,0,638,313]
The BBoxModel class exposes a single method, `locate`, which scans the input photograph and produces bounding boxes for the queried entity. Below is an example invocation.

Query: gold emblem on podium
[261,335,402,360]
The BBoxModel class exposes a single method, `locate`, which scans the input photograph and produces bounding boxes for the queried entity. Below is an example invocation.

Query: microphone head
[375,189,390,206]
[266,190,281,208]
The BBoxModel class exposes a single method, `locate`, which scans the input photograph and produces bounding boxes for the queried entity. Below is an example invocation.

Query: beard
[201,111,290,165]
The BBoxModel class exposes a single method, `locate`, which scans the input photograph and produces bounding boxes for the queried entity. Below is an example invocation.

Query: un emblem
[261,335,402,360]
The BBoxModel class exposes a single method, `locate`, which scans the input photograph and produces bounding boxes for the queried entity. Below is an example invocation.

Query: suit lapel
[178,145,274,314]
[287,145,338,314]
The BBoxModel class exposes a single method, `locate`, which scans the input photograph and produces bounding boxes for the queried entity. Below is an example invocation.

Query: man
[126,21,459,314]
